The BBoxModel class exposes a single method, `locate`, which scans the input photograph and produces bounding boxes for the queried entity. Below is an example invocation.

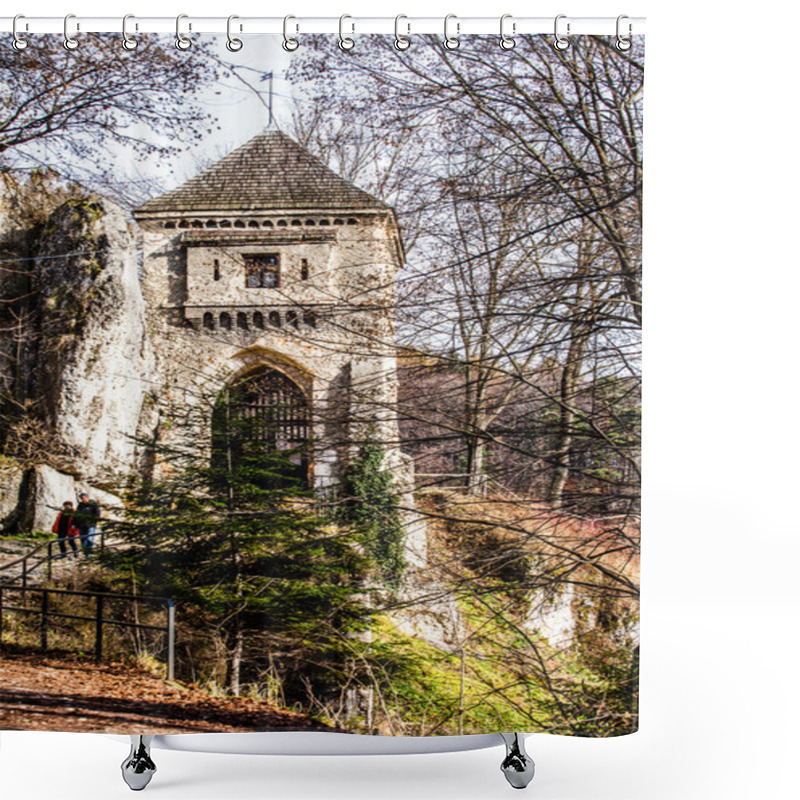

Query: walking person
[75,491,101,556]
[51,501,79,558]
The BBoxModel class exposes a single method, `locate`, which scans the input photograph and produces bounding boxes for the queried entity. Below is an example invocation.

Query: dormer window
[244,254,280,288]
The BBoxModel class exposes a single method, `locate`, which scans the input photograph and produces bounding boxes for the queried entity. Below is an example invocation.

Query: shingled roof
[134,130,387,216]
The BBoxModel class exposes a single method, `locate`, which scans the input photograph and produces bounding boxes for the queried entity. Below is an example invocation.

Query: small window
[305,311,317,329]
[300,259,309,281]
[219,312,232,330]
[253,311,265,329]
[203,312,214,329]
[244,254,280,288]
[268,311,282,328]
[286,310,299,329]
[213,259,220,281]
[237,312,248,330]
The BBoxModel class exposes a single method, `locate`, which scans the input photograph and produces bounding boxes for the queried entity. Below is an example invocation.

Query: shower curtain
[0,31,642,740]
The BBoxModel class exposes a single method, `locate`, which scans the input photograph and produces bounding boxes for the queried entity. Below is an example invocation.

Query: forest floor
[0,647,328,733]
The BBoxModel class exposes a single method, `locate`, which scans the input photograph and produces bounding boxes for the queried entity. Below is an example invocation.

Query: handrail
[0,583,175,679]
[0,583,169,603]
[0,537,55,572]
[0,531,114,588]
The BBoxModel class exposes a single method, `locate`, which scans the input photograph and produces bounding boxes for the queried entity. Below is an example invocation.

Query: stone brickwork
[132,130,407,493]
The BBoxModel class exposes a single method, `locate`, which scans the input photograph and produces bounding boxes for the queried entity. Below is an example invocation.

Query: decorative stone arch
[213,349,314,488]
[228,347,314,399]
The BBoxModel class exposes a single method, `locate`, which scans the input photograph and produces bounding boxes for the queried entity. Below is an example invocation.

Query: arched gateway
[213,368,310,488]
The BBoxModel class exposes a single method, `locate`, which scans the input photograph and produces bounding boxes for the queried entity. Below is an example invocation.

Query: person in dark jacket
[52,501,79,558]
[75,492,101,556]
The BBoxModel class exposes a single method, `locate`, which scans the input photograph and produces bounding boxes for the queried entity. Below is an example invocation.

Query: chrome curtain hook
[226,15,243,51]
[394,14,410,51]
[338,15,354,51]
[553,14,570,51]
[175,13,192,50]
[499,13,515,50]
[616,14,632,51]
[12,14,28,50]
[63,13,79,50]
[283,15,299,51]
[122,14,139,51]
[444,13,459,50]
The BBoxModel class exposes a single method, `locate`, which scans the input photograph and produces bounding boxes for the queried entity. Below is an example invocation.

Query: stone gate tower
[133,130,406,490]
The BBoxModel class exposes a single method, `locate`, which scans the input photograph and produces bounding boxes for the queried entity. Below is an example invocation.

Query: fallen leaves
[0,649,329,734]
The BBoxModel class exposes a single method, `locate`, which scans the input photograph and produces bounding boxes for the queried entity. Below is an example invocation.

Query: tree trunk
[547,330,590,507]
[464,360,489,496]
[465,435,486,496]
[228,621,243,696]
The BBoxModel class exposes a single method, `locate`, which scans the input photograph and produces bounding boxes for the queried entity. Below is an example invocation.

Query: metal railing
[0,584,175,680]
[0,531,111,589]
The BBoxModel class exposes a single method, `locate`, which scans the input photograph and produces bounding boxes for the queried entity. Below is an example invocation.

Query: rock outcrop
[25,464,122,532]
[32,196,154,485]
[0,458,26,529]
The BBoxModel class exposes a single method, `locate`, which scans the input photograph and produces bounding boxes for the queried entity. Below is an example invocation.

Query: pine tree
[105,408,373,700]
[342,434,406,585]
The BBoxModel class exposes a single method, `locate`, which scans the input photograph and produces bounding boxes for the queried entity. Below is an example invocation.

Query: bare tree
[288,34,642,505]
[285,35,642,735]
[0,37,222,185]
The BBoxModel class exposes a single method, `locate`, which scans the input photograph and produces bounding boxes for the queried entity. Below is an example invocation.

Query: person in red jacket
[52,501,79,558]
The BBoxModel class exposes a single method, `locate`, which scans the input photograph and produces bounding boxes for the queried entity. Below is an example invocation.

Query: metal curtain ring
[444,14,459,50]
[553,14,570,51]
[339,15,354,51]
[283,15,299,51]
[12,14,28,50]
[499,13,515,50]
[175,14,192,50]
[122,14,139,50]
[63,13,79,50]
[226,15,243,51]
[394,14,410,50]
[616,14,632,51]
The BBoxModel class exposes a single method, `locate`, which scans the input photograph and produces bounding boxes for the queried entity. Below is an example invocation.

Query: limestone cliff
[31,196,154,485]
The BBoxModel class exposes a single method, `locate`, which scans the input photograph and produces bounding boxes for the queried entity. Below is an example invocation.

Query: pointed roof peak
[134,130,386,217]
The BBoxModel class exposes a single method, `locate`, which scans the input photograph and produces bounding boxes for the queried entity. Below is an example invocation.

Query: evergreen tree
[342,434,406,584]
[105,407,373,700]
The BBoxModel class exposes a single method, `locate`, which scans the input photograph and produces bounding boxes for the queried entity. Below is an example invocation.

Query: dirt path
[0,649,328,734]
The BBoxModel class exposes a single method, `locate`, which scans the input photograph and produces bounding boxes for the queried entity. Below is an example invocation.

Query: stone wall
[136,209,404,494]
